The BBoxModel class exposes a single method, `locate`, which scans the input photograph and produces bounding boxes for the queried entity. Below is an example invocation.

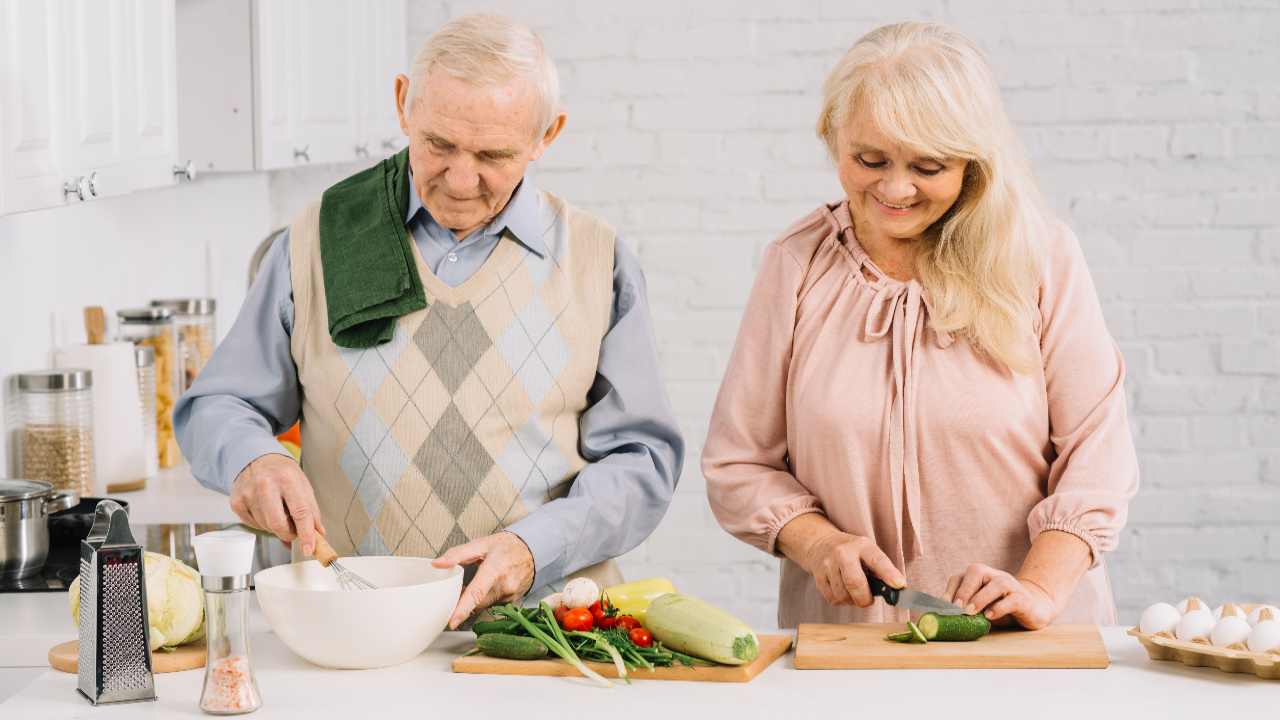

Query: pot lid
[0,479,55,501]
[17,369,92,391]
[151,298,216,315]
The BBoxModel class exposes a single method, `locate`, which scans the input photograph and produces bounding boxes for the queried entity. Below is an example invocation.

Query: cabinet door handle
[381,139,398,151]
[63,177,85,202]
[294,146,310,162]
[173,161,196,181]
[88,172,99,197]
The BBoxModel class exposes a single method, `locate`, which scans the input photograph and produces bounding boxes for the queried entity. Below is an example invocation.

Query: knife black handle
[867,575,900,606]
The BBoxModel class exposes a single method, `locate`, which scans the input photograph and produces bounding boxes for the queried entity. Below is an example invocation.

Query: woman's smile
[872,195,921,216]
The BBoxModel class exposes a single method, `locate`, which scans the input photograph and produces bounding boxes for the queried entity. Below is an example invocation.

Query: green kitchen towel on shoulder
[318,147,427,349]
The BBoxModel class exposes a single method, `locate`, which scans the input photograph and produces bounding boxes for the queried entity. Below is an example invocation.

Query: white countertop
[111,460,240,525]
[0,591,1275,719]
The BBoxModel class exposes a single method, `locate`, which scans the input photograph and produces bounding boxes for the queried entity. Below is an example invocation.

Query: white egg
[1175,597,1207,615]
[1175,609,1216,642]
[1213,603,1242,620]
[1140,603,1182,635]
[1210,616,1252,647]
[1247,620,1280,653]
[1246,605,1280,627]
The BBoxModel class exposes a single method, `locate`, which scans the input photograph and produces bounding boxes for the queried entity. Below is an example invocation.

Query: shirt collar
[406,166,546,257]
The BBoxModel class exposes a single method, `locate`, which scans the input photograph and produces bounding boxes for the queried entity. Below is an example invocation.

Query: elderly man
[174,13,682,627]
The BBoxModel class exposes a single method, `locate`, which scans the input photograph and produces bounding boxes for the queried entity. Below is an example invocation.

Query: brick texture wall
[397,0,1280,627]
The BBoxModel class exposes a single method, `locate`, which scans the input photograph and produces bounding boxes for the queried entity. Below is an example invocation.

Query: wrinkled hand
[803,531,905,608]
[230,453,325,556]
[943,564,1057,630]
[432,532,535,629]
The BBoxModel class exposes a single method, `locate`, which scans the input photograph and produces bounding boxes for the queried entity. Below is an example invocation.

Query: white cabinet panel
[358,0,406,160]
[255,0,296,169]
[130,0,179,190]
[0,0,71,214]
[295,0,357,164]
[65,0,130,200]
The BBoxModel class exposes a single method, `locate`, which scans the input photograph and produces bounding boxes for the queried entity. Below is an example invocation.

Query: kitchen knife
[867,576,967,615]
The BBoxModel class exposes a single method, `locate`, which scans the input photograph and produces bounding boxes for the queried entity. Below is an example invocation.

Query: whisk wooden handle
[313,537,338,568]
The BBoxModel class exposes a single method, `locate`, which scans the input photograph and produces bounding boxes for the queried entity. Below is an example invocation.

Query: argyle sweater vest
[289,189,623,600]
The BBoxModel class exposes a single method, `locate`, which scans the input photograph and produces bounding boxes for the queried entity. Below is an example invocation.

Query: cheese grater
[76,499,156,705]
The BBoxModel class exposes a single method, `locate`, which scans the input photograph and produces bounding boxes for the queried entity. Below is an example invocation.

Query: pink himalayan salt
[201,655,260,712]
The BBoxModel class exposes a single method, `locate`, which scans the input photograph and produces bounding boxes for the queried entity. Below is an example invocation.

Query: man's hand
[230,453,325,556]
[432,532,535,629]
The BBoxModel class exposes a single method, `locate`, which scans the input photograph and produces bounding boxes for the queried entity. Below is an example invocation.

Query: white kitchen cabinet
[0,0,73,214]
[179,0,407,173]
[0,0,182,215]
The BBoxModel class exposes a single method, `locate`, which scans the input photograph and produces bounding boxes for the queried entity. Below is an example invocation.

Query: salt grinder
[76,499,157,705]
[193,530,262,715]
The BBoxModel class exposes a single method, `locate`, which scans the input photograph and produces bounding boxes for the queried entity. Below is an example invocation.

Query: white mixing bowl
[254,557,462,670]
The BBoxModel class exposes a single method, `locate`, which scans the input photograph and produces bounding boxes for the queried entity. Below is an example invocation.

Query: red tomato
[563,608,594,632]
[628,628,653,648]
[589,601,615,629]
[614,616,642,632]
[554,605,570,626]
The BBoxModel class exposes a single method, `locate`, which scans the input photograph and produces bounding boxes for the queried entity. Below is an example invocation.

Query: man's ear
[395,74,411,135]
[529,110,567,162]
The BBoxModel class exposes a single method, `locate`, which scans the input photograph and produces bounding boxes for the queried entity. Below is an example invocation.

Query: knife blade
[867,576,967,615]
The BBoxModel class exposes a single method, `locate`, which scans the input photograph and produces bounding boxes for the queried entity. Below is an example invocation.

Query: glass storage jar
[117,308,180,468]
[151,299,216,393]
[135,346,159,478]
[16,370,96,497]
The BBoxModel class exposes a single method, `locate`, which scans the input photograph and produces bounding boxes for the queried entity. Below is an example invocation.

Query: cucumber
[886,631,914,642]
[907,621,928,643]
[477,633,549,660]
[917,612,991,641]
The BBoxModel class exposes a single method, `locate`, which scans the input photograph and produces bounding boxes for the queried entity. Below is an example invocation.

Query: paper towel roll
[54,342,148,493]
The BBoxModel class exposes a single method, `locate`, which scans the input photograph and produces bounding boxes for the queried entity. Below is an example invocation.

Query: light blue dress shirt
[173,172,684,592]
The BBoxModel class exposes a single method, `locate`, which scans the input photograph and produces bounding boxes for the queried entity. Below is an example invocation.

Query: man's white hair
[406,13,559,138]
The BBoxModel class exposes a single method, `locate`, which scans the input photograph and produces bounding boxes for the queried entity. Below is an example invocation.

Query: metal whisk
[313,537,378,591]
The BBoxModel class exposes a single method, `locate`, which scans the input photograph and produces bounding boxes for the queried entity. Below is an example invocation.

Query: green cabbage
[69,551,206,651]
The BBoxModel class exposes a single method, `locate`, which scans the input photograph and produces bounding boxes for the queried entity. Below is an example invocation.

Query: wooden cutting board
[452,634,792,683]
[48,639,206,674]
[795,622,1108,669]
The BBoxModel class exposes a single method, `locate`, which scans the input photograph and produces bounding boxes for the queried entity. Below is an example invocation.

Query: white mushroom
[539,592,564,609]
[1175,609,1216,642]
[1139,603,1181,635]
[561,578,600,609]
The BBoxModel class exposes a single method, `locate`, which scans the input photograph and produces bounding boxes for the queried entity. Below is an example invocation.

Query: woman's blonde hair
[407,13,559,139]
[817,22,1051,373]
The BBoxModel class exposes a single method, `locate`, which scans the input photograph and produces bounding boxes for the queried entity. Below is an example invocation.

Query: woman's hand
[777,513,904,608]
[943,564,1057,630]
[943,530,1094,630]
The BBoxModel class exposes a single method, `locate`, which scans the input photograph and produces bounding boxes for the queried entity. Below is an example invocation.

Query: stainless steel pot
[0,479,79,582]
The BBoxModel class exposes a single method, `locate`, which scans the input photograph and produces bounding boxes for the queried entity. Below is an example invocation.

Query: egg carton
[1129,604,1280,680]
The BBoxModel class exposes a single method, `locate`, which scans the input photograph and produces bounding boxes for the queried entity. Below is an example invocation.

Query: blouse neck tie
[850,226,954,570]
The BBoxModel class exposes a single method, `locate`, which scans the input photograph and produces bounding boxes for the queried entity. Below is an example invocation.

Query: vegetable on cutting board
[917,612,991,642]
[562,578,600,609]
[477,634,548,661]
[602,577,676,624]
[643,593,759,665]
[70,551,205,652]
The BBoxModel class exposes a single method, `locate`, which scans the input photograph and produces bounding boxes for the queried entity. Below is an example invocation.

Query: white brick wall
[383,0,1280,627]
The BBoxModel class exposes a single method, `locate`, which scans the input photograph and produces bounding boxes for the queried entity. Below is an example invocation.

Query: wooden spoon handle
[84,306,105,345]
[313,536,338,567]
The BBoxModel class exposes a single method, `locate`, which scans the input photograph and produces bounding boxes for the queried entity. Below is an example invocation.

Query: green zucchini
[917,612,991,641]
[477,633,549,660]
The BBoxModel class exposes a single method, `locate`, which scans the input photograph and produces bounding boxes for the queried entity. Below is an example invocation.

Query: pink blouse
[702,201,1139,628]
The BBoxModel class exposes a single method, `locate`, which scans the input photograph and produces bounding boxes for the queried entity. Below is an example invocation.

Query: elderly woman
[702,22,1139,629]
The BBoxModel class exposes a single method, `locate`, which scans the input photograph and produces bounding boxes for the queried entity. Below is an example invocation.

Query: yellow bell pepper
[602,577,676,623]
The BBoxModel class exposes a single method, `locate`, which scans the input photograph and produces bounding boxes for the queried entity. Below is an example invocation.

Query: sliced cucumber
[917,612,991,641]
[886,631,914,642]
[907,620,928,644]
